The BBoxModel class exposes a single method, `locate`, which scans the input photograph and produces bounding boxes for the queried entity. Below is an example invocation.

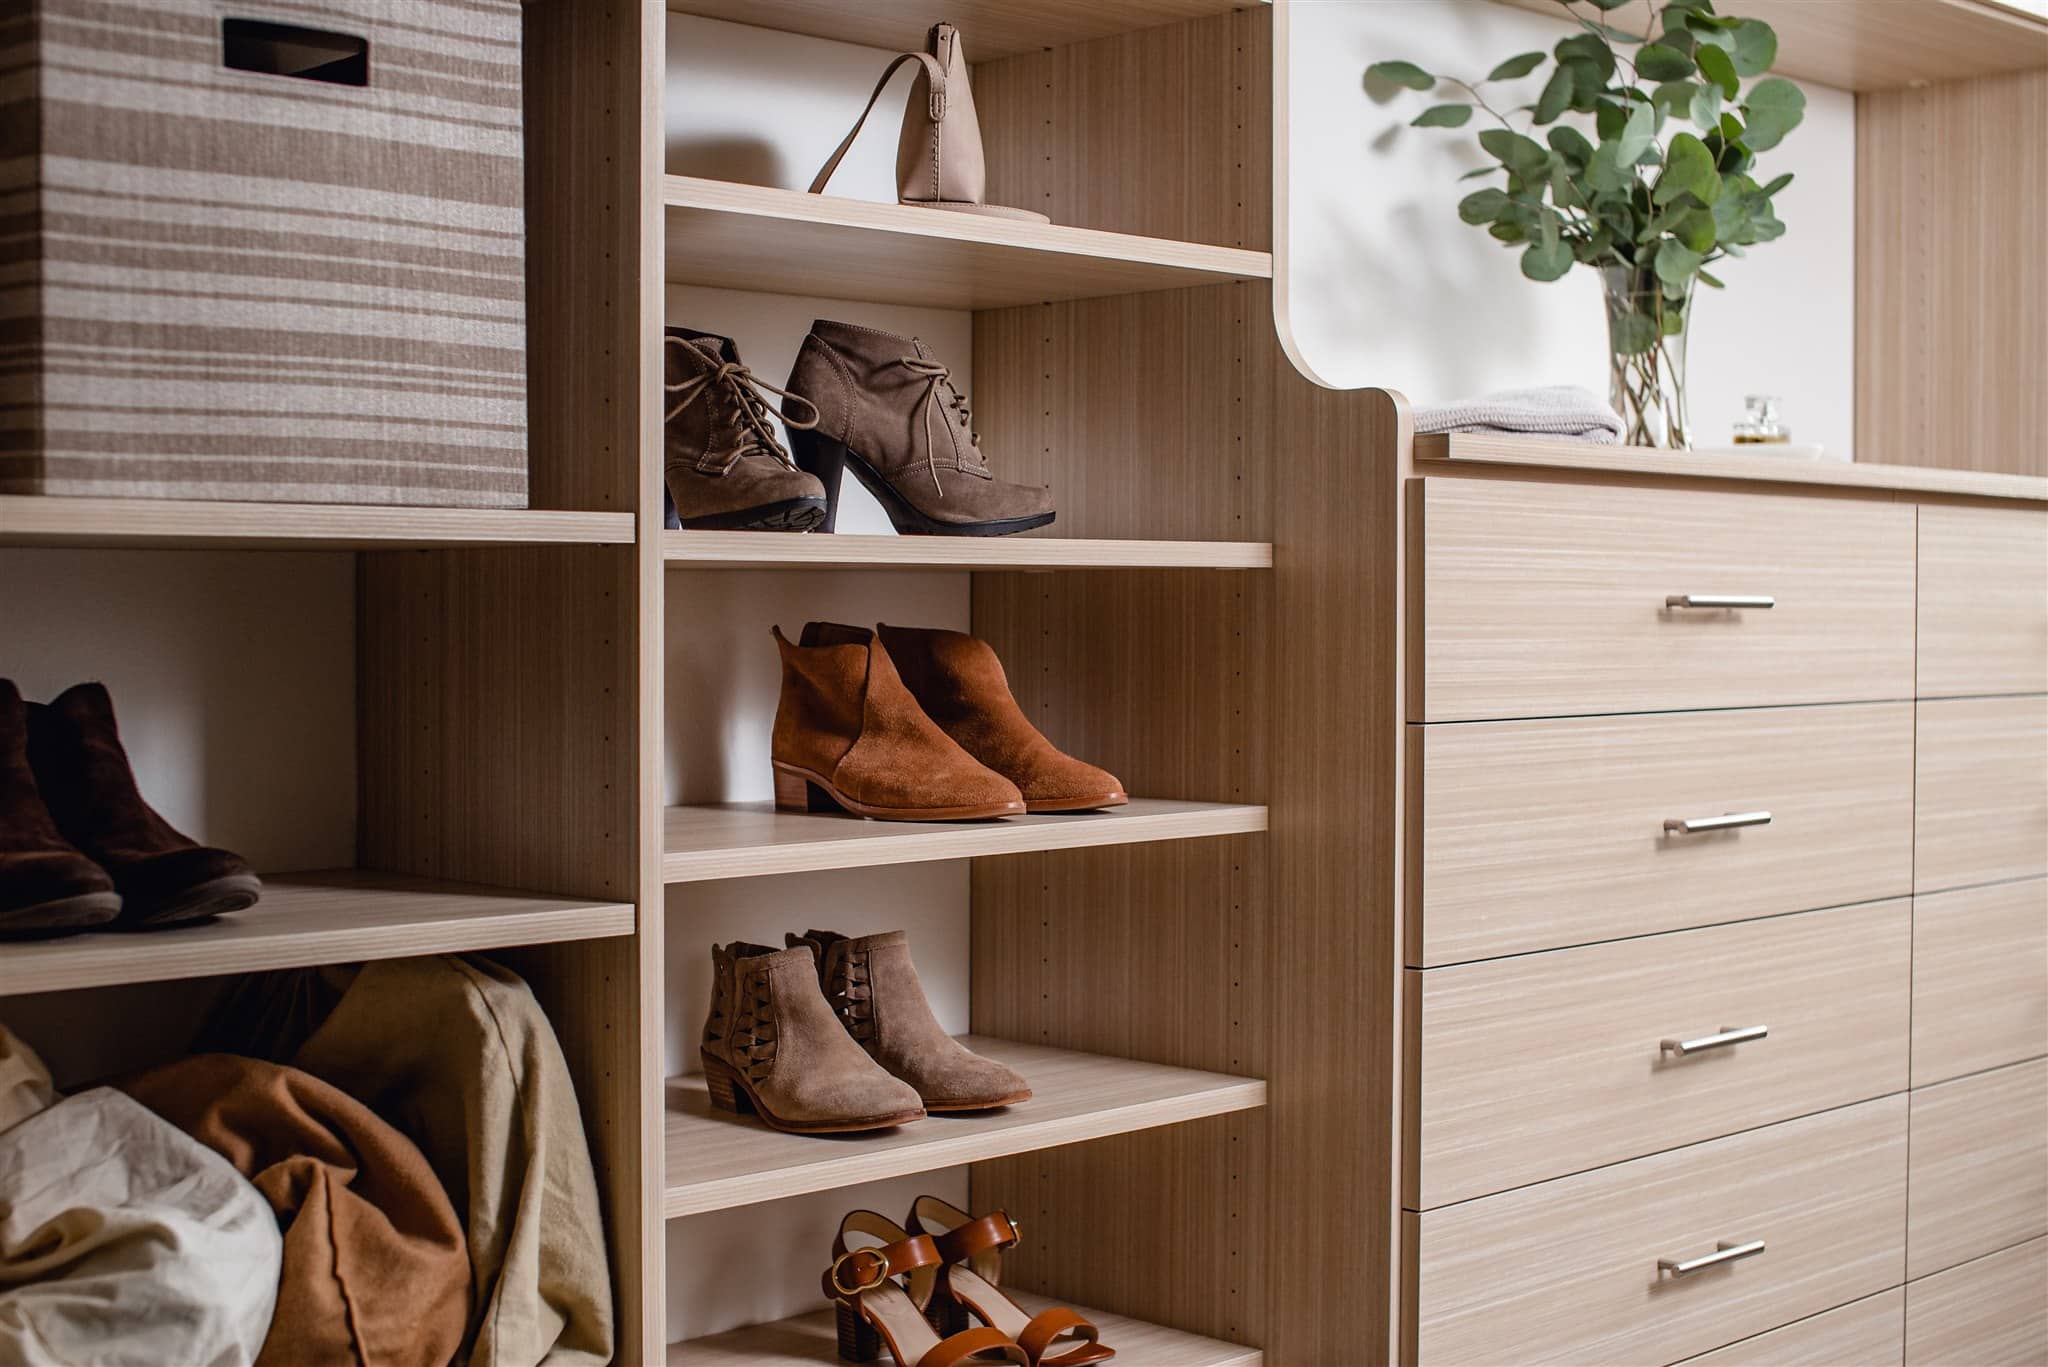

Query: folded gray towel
[1413,385,1625,444]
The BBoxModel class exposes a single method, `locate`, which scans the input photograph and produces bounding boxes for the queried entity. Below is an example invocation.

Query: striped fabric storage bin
[0,0,527,507]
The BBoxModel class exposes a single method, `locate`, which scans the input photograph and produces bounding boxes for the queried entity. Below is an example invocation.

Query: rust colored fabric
[120,1054,470,1367]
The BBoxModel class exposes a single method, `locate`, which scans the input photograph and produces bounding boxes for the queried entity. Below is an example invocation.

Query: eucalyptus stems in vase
[1371,0,1806,448]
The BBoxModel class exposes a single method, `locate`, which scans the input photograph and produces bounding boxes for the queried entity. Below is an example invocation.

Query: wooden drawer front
[1911,879,2048,1086]
[1413,479,1916,722]
[1414,704,1913,964]
[1679,1289,1903,1366]
[1914,696,2048,893]
[1412,900,1911,1209]
[1409,1096,1907,1367]
[1906,1060,2048,1280]
[1918,506,2048,698]
[1905,1238,2048,1367]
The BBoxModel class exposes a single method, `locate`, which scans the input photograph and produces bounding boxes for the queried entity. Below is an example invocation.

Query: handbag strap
[807,48,948,197]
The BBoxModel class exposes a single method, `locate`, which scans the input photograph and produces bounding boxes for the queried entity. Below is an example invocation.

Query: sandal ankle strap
[824,1232,940,1302]
[929,1210,1020,1266]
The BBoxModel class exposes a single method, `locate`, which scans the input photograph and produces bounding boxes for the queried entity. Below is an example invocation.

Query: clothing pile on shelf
[1410,385,1628,444]
[0,955,613,1367]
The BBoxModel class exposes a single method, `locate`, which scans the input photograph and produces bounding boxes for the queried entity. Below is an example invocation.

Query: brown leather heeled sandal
[908,1198,1114,1366]
[825,1211,1029,1367]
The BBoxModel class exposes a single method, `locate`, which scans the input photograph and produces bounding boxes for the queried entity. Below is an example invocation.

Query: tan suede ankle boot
[700,941,924,1134]
[770,622,1025,821]
[791,930,1032,1112]
[664,329,828,531]
[782,321,1055,536]
[877,624,1126,813]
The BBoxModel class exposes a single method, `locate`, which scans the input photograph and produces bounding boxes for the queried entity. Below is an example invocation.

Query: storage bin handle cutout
[222,18,368,87]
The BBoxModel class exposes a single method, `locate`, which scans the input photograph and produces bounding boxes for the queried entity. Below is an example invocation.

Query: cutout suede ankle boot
[26,682,261,928]
[876,624,1125,813]
[700,941,924,1134]
[792,929,1031,1112]
[0,679,120,936]
[771,622,1024,821]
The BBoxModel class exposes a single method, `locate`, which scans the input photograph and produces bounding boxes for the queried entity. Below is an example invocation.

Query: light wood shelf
[663,177,1271,309]
[0,496,634,550]
[663,531,1273,570]
[0,871,635,997]
[663,798,1268,883]
[662,1036,1266,1217]
[668,1291,1262,1366]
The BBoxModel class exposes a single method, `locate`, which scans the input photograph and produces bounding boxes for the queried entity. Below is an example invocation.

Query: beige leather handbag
[809,23,1048,223]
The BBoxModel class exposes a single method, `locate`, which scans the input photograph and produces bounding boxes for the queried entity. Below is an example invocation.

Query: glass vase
[1601,264,1692,449]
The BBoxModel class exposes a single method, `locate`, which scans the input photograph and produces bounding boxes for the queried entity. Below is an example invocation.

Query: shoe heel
[700,1055,753,1116]
[772,766,841,814]
[788,428,849,533]
[925,1295,971,1338]
[835,1299,882,1364]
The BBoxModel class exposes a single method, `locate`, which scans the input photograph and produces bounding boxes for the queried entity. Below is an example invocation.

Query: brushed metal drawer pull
[1659,1239,1766,1278]
[1661,1024,1769,1056]
[1663,810,1773,836]
[1666,593,1776,610]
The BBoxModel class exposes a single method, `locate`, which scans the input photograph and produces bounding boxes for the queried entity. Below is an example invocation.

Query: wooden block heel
[835,1298,883,1363]
[925,1296,971,1338]
[771,765,840,813]
[699,1054,753,1116]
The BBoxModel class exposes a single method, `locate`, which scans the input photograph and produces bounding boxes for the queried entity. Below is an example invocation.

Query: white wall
[1280,0,1857,458]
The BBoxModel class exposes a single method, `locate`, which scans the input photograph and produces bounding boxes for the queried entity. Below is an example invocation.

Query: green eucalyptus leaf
[1695,43,1739,99]
[1698,268,1726,288]
[1611,310,1659,355]
[1547,125,1596,167]
[1487,51,1548,81]
[1534,64,1575,123]
[1458,187,1511,223]
[1731,19,1778,76]
[1522,236,1576,281]
[1636,43,1696,80]
[1719,111,1746,142]
[1662,305,1688,334]
[1489,221,1527,242]
[1458,165,1501,180]
[1652,80,1697,113]
[1595,99,1628,140]
[1366,59,1435,91]
[1586,0,1636,10]
[1654,136,1722,205]
[1740,77,1805,151]
[1578,16,1644,43]
[1479,127,1551,176]
[1759,171,1794,197]
[1412,104,1473,128]
[1675,207,1718,252]
[1690,82,1723,129]
[1557,32,1617,83]
[1616,101,1658,165]
[1655,237,1703,286]
[1586,141,1629,193]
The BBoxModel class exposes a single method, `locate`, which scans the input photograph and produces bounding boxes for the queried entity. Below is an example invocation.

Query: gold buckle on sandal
[830,1248,890,1296]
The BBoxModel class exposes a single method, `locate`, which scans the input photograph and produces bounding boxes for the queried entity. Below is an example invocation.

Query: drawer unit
[1917,506,2048,698]
[1906,1060,2048,1280]
[1411,479,1916,722]
[1407,1095,1907,1366]
[1679,1289,1904,1367]
[1411,703,1913,963]
[1410,900,1911,1208]
[1914,696,2048,893]
[1911,878,2048,1086]
[1905,1238,2048,1367]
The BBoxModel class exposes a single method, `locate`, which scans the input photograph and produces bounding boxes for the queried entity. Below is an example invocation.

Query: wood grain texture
[663,0,1253,62]
[1412,703,1914,965]
[1411,899,1912,1210]
[661,1037,1264,1217]
[662,799,1267,883]
[1912,879,2048,1087]
[1906,1060,2048,1280]
[661,530,1272,570]
[1913,695,2048,894]
[1916,505,2048,697]
[1859,71,2048,477]
[0,872,633,998]
[1408,1095,1909,1367]
[1677,1289,1905,1367]
[661,178,1270,309]
[1413,433,2048,502]
[1413,478,1918,722]
[1905,1237,2048,1367]
[0,498,632,550]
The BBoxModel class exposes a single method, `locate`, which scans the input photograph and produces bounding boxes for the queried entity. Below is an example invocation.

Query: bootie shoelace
[664,337,821,473]
[898,354,991,497]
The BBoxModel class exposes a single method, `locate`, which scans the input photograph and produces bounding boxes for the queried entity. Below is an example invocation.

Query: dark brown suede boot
[26,682,261,928]
[877,624,1126,813]
[664,328,829,531]
[783,320,1055,536]
[700,940,925,1134]
[771,622,1025,821]
[792,929,1032,1111]
[0,679,120,935]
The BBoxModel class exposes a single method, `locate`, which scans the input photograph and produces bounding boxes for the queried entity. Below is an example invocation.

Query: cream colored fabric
[0,1026,56,1135]
[0,1088,281,1367]
[293,956,612,1367]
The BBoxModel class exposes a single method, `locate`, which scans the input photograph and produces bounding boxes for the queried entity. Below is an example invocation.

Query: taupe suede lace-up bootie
[700,941,924,1134]
[791,929,1031,1111]
[783,321,1055,537]
[664,328,828,531]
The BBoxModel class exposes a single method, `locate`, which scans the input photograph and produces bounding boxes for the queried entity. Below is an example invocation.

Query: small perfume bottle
[1733,395,1790,445]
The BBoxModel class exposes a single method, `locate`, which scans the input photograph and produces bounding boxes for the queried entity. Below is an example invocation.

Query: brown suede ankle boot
[782,320,1054,537]
[771,622,1024,822]
[664,328,828,532]
[0,679,120,936]
[877,624,1126,813]
[26,683,261,928]
[700,941,924,1134]
[792,929,1031,1111]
